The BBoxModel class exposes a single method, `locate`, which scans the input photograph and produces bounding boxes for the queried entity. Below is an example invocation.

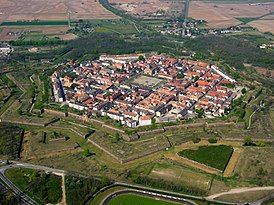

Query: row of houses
[50,54,240,127]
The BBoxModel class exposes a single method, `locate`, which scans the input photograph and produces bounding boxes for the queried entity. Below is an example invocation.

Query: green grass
[1,21,68,26]
[178,145,234,171]
[236,17,259,24]
[92,19,138,34]
[108,194,180,205]
[5,168,62,204]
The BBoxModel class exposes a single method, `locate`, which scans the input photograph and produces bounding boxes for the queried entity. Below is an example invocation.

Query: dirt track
[223,147,243,177]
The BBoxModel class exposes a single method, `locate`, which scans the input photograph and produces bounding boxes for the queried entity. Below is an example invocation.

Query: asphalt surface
[101,189,197,205]
[0,172,37,205]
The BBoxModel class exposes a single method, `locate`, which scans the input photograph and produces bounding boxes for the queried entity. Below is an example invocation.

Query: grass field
[235,147,274,185]
[149,163,212,191]
[5,168,62,204]
[108,194,180,205]
[90,19,138,34]
[178,145,234,171]
[1,21,68,26]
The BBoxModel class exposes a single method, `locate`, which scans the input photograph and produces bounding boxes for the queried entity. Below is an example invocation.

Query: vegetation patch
[1,21,68,26]
[0,124,22,159]
[108,193,179,205]
[5,168,62,204]
[0,184,20,205]
[236,17,259,24]
[178,145,234,171]
[65,176,111,205]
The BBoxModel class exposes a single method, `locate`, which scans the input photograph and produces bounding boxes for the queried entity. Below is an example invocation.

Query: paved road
[0,160,66,205]
[101,189,197,205]
[0,172,37,205]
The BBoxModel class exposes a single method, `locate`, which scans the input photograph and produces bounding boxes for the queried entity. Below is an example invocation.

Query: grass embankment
[108,194,180,205]
[0,124,22,159]
[178,145,234,171]
[5,168,62,204]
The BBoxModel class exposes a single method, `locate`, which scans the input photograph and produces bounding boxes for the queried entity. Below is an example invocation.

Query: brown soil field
[109,0,184,19]
[262,14,274,19]
[248,20,274,34]
[0,0,118,22]
[49,33,78,41]
[254,67,274,78]
[189,2,274,28]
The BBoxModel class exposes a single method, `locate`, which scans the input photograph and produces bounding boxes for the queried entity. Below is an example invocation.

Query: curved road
[102,189,197,205]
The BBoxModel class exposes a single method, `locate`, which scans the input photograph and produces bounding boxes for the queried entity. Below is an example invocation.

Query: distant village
[51,54,241,128]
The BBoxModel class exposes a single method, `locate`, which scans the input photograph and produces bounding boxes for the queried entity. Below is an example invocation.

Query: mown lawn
[178,145,234,171]
[108,194,180,205]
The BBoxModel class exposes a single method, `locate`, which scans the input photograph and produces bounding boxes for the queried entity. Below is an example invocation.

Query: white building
[139,116,152,126]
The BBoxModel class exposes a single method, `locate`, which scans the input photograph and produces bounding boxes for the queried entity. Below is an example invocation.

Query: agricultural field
[248,20,274,34]
[91,19,139,34]
[0,26,71,41]
[109,0,184,19]
[108,194,180,205]
[0,0,118,22]
[178,145,234,171]
[5,168,62,204]
[189,1,274,29]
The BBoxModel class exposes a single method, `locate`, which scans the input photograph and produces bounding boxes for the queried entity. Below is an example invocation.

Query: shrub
[208,138,218,143]
[192,137,201,143]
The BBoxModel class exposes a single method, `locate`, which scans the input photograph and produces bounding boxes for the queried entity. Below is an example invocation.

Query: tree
[256,141,266,147]
[114,133,122,141]
[233,72,240,80]
[83,149,92,157]
[195,109,204,118]
[243,137,254,146]
[176,73,185,79]
[138,55,145,61]
[241,88,247,94]
[194,76,199,82]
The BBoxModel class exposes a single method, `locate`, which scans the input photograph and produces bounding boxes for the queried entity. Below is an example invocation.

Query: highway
[102,189,198,205]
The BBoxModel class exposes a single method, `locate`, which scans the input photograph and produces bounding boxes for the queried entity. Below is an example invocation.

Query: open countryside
[0,0,274,204]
